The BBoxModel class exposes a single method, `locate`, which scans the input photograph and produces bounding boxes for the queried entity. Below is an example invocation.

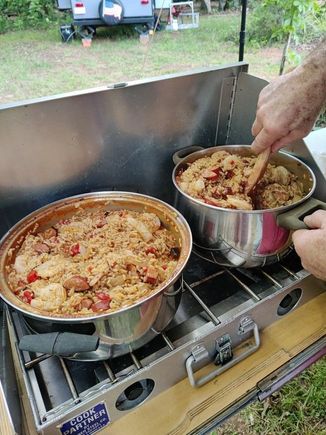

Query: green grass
[0,12,325,433]
[213,358,326,434]
[0,14,284,104]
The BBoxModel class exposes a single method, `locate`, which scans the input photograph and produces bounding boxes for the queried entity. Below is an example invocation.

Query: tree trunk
[202,0,212,14]
[279,31,292,75]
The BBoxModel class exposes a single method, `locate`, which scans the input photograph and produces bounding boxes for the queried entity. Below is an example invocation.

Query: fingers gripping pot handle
[19,332,99,357]
[277,198,326,230]
[186,318,260,388]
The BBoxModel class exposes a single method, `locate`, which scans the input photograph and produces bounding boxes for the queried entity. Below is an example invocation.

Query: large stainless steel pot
[0,192,192,359]
[172,145,326,268]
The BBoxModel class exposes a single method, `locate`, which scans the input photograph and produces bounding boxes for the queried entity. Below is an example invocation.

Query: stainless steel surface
[185,317,260,388]
[227,73,268,145]
[5,250,326,432]
[173,145,316,267]
[0,192,191,355]
[0,63,249,238]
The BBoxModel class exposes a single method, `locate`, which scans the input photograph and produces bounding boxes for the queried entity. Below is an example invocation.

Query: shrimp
[31,283,66,311]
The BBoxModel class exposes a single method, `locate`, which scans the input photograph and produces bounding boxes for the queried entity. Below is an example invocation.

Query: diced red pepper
[22,290,34,303]
[27,270,39,283]
[145,247,157,255]
[144,267,158,285]
[162,264,167,270]
[70,243,80,256]
[91,299,110,312]
[96,292,111,301]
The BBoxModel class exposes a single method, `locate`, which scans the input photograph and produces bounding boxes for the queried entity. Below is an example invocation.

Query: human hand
[251,65,325,154]
[292,210,326,281]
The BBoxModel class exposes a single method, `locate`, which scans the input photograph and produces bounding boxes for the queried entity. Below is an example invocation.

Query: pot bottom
[193,242,293,268]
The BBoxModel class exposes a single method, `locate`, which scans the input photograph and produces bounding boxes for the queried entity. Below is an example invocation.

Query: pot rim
[0,191,192,323]
[172,145,316,214]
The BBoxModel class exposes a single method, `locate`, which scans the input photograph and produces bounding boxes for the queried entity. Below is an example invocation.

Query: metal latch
[238,316,256,335]
[185,317,261,388]
[214,334,233,366]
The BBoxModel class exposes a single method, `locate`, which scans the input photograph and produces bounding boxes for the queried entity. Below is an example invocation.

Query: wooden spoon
[245,148,271,195]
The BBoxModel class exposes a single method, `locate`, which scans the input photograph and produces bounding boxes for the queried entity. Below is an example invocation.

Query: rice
[7,209,180,315]
[176,150,304,210]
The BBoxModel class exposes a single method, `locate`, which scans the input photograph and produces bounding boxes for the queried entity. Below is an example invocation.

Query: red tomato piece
[145,247,157,255]
[27,270,39,283]
[22,290,35,303]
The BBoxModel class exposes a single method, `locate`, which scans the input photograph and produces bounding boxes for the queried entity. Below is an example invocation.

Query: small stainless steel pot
[0,192,192,359]
[172,145,326,268]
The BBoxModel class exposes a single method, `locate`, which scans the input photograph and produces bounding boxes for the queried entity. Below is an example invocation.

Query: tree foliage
[0,0,57,32]
[248,0,323,43]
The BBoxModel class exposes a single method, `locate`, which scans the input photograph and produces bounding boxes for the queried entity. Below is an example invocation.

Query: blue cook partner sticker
[59,402,110,435]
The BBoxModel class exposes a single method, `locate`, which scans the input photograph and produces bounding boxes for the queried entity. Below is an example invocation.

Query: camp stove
[1,62,325,434]
[2,246,325,434]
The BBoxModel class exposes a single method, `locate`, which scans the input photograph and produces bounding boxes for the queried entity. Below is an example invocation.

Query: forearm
[302,38,326,82]
[296,38,326,104]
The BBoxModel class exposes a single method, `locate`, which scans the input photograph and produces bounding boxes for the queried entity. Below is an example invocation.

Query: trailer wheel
[99,0,124,26]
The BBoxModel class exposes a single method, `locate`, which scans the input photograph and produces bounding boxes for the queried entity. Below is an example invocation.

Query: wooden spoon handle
[246,148,271,195]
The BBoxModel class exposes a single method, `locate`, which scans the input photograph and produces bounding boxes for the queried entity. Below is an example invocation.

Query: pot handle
[172,146,205,165]
[277,198,326,230]
[19,332,99,357]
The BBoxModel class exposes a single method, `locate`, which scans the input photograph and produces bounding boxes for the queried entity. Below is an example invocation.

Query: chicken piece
[141,213,161,232]
[191,179,205,193]
[271,166,291,186]
[226,196,253,210]
[36,257,67,278]
[31,283,66,311]
[126,216,153,242]
[14,255,28,275]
